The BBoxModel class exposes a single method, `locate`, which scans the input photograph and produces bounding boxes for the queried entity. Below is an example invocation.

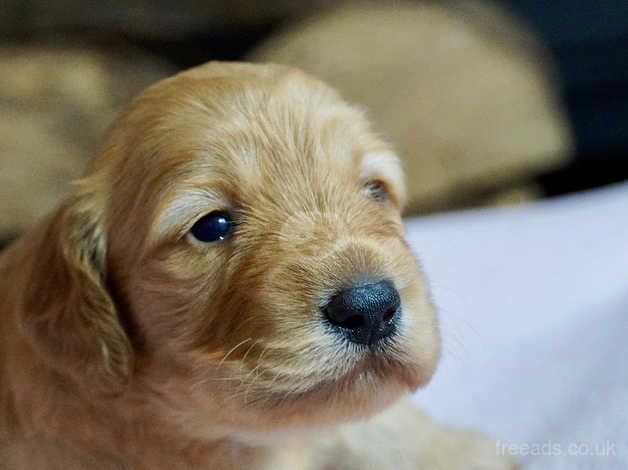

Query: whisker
[239,342,273,403]
[218,337,252,367]
[240,339,260,365]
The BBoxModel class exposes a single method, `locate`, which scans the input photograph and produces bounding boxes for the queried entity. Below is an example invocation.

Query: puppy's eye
[189,211,233,242]
[364,180,388,202]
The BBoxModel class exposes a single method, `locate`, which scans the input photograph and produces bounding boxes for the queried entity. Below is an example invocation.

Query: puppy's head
[21,62,440,436]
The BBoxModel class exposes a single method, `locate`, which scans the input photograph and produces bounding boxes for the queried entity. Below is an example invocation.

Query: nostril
[382,307,397,322]
[326,311,366,330]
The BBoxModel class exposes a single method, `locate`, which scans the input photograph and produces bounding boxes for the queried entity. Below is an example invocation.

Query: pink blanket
[407,182,628,468]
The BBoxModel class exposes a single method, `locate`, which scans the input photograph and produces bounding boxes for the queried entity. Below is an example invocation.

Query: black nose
[323,280,401,345]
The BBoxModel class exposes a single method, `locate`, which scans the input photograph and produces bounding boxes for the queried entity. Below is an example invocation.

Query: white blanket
[407,182,628,469]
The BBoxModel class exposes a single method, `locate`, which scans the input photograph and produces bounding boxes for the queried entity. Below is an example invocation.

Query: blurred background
[1,0,627,248]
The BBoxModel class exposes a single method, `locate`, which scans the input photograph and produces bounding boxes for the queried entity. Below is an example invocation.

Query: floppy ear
[18,182,133,395]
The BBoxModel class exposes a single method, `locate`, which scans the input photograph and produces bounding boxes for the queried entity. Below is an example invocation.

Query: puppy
[0,62,515,469]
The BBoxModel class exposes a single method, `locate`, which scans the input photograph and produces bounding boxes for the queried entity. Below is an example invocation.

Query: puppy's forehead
[154,68,387,173]
[106,64,404,235]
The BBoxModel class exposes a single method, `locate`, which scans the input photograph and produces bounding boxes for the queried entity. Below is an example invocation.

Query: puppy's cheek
[126,251,226,351]
[385,247,441,387]
[397,292,441,388]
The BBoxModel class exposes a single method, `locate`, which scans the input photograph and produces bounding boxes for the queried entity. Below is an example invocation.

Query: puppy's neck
[5,363,268,469]
[0,327,257,468]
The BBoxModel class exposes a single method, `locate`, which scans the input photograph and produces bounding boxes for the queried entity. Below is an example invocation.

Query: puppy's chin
[243,353,433,430]
[154,343,436,443]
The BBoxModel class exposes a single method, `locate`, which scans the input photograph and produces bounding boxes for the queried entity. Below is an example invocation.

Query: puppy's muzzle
[322,280,400,345]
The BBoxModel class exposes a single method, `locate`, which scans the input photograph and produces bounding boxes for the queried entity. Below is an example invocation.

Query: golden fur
[0,62,515,469]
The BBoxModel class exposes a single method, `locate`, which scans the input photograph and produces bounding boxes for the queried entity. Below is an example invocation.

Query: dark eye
[189,211,233,243]
[364,180,388,202]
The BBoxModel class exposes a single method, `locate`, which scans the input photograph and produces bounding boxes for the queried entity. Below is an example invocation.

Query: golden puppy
[0,62,515,469]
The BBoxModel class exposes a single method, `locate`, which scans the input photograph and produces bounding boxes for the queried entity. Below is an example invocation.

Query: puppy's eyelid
[153,188,231,242]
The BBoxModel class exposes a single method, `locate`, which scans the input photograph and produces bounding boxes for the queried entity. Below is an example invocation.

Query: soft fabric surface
[407,181,628,468]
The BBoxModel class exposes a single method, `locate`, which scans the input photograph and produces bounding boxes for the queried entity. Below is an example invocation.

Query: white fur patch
[153,188,225,241]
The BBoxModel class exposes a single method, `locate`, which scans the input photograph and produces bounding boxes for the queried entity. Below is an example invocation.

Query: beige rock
[0,44,172,240]
[248,1,573,213]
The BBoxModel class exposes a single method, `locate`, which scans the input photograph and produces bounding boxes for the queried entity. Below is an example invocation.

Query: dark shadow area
[506,0,628,194]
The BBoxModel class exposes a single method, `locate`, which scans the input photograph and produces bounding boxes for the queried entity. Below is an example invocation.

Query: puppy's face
[76,64,439,435]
